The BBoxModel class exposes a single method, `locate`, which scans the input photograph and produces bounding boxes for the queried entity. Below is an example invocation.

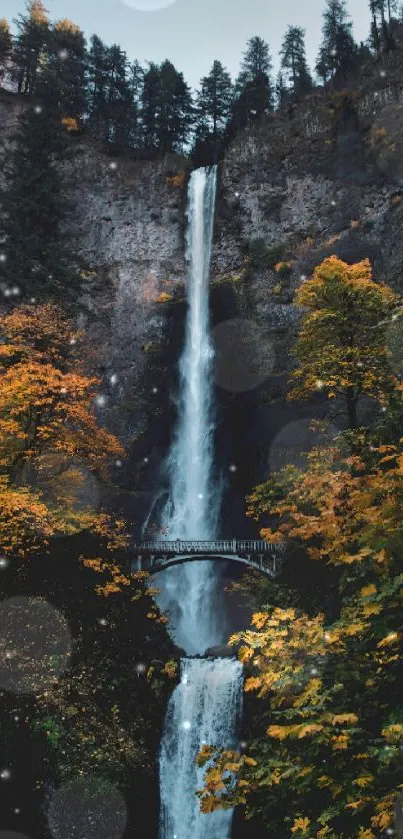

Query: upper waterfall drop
[157,166,224,655]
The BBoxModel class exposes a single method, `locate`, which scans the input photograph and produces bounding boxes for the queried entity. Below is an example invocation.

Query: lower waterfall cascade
[155,166,244,838]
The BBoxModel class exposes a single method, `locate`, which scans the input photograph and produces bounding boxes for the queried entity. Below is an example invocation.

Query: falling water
[157,167,243,839]
[158,166,223,654]
[159,658,243,839]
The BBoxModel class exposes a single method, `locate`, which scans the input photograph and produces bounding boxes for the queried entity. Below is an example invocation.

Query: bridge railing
[134,539,286,554]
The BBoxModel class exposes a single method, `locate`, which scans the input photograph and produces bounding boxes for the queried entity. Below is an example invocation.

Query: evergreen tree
[141,62,161,151]
[104,44,134,150]
[127,59,144,148]
[195,60,233,147]
[0,18,12,81]
[155,60,193,153]
[141,60,193,154]
[231,36,274,130]
[13,0,50,95]
[0,77,76,302]
[275,70,288,108]
[47,19,87,122]
[86,34,110,140]
[280,26,313,97]
[369,0,397,51]
[316,0,357,84]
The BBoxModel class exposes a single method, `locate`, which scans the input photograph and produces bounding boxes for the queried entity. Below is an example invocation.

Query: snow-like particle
[30,297,36,304]
[59,49,69,60]
[143,457,149,463]
[300,274,307,282]
[95,395,107,407]
[13,715,19,721]
[0,557,8,569]
[14,807,21,814]
[310,667,318,675]
[229,464,237,473]
[98,618,107,626]
[11,286,20,296]
[182,720,191,731]
[69,338,76,345]
[240,740,247,749]
[380,69,386,78]
[115,460,122,468]
[331,199,336,206]
[0,253,6,262]
[34,105,43,114]
[1,768,11,780]
[109,161,118,170]
[198,493,204,499]
[152,387,158,394]
[3,288,11,298]
[110,373,118,385]
[135,662,147,675]
[234,191,240,198]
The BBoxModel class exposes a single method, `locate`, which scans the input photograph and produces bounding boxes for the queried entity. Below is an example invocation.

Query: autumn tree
[280,26,313,98]
[289,256,400,430]
[0,18,12,80]
[13,0,50,95]
[198,440,403,837]
[0,304,124,559]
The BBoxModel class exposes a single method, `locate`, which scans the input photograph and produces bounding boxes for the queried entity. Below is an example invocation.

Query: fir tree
[104,44,134,150]
[275,70,288,108]
[47,19,87,122]
[141,62,161,151]
[13,0,50,95]
[155,60,193,154]
[316,0,357,84]
[280,26,313,97]
[231,36,274,130]
[0,78,76,302]
[87,34,110,140]
[195,60,233,147]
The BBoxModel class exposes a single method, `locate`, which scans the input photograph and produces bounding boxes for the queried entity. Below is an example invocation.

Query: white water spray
[158,166,223,654]
[157,167,243,839]
[159,658,243,839]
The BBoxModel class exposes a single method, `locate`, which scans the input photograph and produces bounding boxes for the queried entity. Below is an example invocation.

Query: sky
[3,0,372,90]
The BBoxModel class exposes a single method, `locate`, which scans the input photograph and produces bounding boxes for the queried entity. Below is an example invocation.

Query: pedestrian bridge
[131,539,286,578]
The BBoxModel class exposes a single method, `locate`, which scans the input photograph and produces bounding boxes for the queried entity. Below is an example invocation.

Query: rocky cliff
[2,67,403,535]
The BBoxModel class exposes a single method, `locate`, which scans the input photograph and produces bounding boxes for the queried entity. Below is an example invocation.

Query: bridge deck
[131,540,286,578]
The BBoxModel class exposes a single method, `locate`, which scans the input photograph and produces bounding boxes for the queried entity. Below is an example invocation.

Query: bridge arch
[131,540,285,579]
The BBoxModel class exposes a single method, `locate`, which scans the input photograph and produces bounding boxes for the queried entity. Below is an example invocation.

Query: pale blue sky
[4,0,372,89]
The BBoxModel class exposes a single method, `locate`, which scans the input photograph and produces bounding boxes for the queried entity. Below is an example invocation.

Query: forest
[2,0,403,838]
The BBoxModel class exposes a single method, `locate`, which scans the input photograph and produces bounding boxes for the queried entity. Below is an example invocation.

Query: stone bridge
[131,540,286,578]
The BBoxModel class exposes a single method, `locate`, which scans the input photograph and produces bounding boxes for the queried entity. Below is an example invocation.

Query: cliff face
[2,73,403,532]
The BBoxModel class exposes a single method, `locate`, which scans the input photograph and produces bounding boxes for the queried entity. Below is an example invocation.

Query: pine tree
[231,36,274,130]
[275,70,288,108]
[0,18,12,82]
[87,34,110,140]
[104,44,134,150]
[0,78,76,302]
[141,61,193,154]
[13,0,50,95]
[141,62,161,151]
[316,0,357,84]
[280,26,313,97]
[195,60,233,147]
[46,19,87,122]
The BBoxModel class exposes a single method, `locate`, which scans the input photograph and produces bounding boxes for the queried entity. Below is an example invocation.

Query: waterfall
[157,166,223,654]
[159,658,243,839]
[156,167,243,839]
